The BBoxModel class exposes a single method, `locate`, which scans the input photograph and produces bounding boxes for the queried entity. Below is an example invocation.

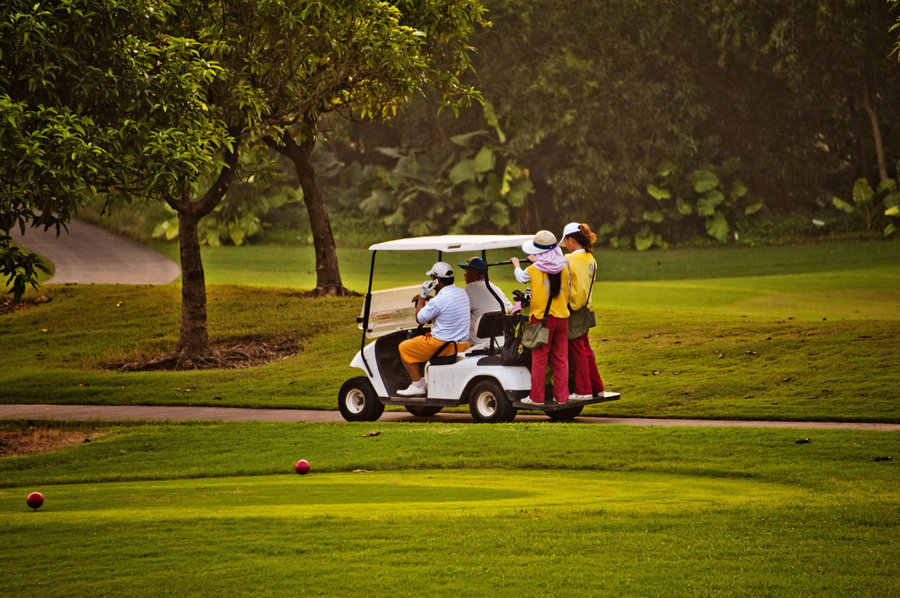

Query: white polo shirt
[417,284,470,343]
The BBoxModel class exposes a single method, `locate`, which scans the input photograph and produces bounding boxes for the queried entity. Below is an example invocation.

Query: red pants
[530,315,569,403]
[568,333,604,395]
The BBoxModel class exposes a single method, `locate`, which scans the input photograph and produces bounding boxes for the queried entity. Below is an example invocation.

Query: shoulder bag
[521,302,551,349]
[567,265,597,340]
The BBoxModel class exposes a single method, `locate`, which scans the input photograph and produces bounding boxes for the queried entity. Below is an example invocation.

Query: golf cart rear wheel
[469,379,517,423]
[338,377,384,422]
[405,405,443,417]
[547,404,584,421]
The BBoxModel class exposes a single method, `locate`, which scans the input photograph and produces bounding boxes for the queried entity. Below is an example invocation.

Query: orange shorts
[399,333,469,363]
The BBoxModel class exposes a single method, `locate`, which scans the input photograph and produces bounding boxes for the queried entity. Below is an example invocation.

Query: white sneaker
[397,379,427,396]
[520,397,543,406]
[568,393,591,401]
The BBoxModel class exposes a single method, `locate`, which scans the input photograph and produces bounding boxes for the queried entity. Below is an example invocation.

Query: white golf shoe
[397,379,427,396]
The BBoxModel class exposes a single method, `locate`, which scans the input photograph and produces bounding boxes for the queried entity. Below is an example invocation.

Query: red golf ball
[26,492,44,510]
[294,459,310,475]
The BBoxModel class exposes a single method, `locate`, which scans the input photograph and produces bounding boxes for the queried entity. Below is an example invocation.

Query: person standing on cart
[397,262,470,396]
[510,230,573,405]
[561,222,605,399]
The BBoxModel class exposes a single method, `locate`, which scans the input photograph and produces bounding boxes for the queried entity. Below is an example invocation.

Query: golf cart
[337,235,620,423]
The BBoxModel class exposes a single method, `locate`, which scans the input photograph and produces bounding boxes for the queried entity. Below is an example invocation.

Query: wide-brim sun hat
[425,261,454,278]
[521,230,558,255]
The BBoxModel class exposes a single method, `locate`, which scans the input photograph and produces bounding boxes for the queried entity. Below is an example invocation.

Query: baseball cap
[521,230,558,255]
[562,222,581,239]
[425,261,454,278]
[458,257,486,272]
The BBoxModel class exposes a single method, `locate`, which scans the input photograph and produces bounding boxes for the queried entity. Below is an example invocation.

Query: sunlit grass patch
[0,470,801,521]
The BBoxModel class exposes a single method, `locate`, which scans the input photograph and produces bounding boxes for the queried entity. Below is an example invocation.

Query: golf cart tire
[547,404,584,421]
[469,379,517,423]
[338,377,385,422]
[405,405,443,417]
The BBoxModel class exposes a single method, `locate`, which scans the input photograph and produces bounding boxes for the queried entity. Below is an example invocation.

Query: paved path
[10,219,180,285]
[1,404,897,430]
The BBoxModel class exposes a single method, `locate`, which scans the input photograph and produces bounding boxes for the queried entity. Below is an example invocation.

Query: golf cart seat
[466,311,506,356]
[428,340,461,366]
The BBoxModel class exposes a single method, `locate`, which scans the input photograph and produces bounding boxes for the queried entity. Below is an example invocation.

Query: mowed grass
[2,240,899,421]
[2,239,898,596]
[1,422,898,596]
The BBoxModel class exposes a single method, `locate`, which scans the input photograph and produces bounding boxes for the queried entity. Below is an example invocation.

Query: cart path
[10,219,180,285]
[1,404,897,430]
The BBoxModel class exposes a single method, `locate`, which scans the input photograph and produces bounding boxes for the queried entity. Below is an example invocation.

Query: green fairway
[2,240,898,421]
[146,239,900,291]
[1,422,897,596]
[155,239,900,320]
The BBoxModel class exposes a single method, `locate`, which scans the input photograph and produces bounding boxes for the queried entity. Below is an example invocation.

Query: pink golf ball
[294,459,310,475]
[26,492,44,510]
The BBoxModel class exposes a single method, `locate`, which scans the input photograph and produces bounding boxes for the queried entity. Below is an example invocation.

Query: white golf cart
[337,235,620,423]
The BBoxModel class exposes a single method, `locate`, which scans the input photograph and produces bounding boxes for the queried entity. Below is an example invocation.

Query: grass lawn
[1,422,898,596]
[2,240,898,596]
[2,240,898,422]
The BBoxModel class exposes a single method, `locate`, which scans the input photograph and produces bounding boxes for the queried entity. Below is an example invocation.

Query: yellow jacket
[566,251,597,311]
[527,264,570,319]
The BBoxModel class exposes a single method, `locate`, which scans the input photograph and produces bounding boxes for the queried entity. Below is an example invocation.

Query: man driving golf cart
[397,261,470,396]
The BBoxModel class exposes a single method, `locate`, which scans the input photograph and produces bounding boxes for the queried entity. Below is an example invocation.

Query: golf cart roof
[369,234,533,253]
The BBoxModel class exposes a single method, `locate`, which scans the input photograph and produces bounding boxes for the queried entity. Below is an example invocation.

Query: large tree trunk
[860,77,888,183]
[271,129,350,296]
[168,143,240,364]
[176,209,210,361]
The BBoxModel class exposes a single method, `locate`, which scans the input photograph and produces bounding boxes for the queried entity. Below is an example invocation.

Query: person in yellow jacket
[561,222,605,398]
[511,230,578,405]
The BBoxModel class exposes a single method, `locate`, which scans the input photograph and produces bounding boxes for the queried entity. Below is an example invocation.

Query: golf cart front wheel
[338,377,384,422]
[469,379,517,423]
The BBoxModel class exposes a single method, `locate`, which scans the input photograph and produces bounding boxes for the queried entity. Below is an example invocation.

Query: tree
[1,0,228,302]
[891,0,900,61]
[258,0,488,295]
[155,0,487,362]
[709,0,900,186]
[323,0,900,247]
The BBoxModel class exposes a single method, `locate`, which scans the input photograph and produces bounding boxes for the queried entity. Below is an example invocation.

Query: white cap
[521,230,558,255]
[426,261,454,278]
[562,222,581,239]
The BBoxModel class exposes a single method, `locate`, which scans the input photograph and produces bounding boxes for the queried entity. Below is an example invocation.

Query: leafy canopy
[1,0,229,300]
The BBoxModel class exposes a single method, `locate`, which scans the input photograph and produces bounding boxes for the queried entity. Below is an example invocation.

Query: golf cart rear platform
[512,391,621,411]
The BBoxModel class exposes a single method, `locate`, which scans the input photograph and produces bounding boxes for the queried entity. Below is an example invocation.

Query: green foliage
[0,0,229,301]
[0,245,50,303]
[708,0,900,201]
[832,160,900,237]
[892,0,900,61]
[152,153,303,246]
[324,102,534,236]
[332,0,900,247]
[609,156,759,250]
